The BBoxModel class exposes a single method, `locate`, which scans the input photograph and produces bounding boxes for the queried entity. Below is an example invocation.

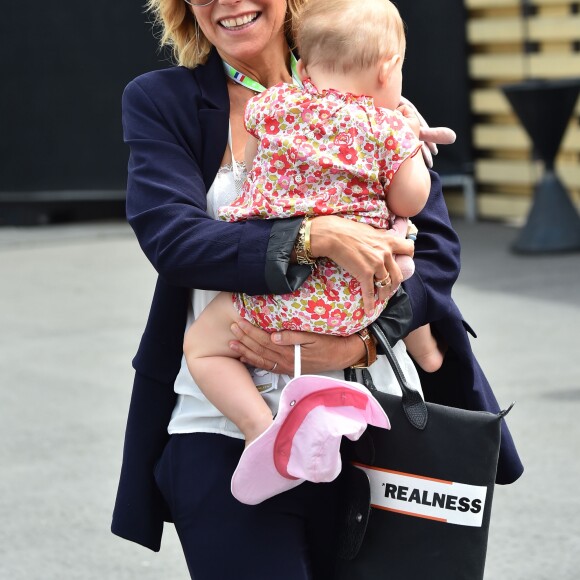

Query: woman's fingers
[310,216,413,316]
[272,331,362,374]
[360,277,378,317]
[229,319,295,375]
[229,321,365,375]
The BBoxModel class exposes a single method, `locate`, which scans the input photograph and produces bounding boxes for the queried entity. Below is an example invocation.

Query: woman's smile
[219,12,261,30]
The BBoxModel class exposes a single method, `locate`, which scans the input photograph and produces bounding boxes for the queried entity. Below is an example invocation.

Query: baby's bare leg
[403,323,445,373]
[184,292,273,444]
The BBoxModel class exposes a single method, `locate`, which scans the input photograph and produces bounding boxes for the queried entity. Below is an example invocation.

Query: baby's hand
[396,104,421,138]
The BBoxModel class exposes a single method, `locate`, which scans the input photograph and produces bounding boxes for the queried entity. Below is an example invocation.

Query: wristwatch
[351,328,378,368]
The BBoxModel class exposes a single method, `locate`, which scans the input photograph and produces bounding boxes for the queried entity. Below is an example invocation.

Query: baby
[184,0,444,447]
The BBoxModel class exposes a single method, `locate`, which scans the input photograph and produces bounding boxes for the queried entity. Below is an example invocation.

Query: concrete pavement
[0,218,579,579]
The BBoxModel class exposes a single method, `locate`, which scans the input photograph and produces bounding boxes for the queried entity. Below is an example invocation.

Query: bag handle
[294,343,302,377]
[368,324,428,430]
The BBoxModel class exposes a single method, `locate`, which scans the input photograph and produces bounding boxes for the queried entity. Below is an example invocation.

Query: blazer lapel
[193,49,230,189]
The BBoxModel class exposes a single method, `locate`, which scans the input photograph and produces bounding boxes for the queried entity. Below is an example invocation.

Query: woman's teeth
[220,13,258,29]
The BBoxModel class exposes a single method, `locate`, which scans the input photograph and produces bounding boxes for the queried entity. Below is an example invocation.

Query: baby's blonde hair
[146,0,308,69]
[297,0,406,73]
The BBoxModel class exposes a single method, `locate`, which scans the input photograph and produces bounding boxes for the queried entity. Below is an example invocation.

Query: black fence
[1,2,168,223]
[398,0,474,177]
[1,1,472,224]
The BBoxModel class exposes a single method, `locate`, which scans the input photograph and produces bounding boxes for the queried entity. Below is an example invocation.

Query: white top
[167,133,423,439]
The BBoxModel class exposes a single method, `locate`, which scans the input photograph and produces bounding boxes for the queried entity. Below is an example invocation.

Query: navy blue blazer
[111,49,523,552]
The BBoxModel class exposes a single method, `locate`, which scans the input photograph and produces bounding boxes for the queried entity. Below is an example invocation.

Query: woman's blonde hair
[146,0,309,69]
[297,0,406,73]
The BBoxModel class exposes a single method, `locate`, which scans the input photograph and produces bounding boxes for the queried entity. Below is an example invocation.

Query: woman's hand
[309,215,414,315]
[229,319,365,375]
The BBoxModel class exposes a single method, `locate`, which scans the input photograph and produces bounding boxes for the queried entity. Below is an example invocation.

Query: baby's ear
[379,54,402,85]
[296,59,308,82]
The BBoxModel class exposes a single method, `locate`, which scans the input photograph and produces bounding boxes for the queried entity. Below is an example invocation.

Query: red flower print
[264,116,280,135]
[277,176,291,191]
[313,126,327,138]
[301,108,314,124]
[314,198,335,215]
[255,311,273,328]
[318,155,334,169]
[351,307,364,322]
[335,132,353,147]
[287,317,304,331]
[326,286,340,301]
[385,136,398,151]
[285,114,295,124]
[305,299,332,320]
[296,142,315,161]
[271,152,291,174]
[348,277,360,295]
[364,143,374,153]
[337,145,358,165]
[261,137,271,149]
[389,116,404,131]
[327,309,347,328]
[347,178,369,197]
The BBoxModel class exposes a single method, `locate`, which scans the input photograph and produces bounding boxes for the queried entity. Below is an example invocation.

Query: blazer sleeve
[123,76,300,296]
[401,170,461,330]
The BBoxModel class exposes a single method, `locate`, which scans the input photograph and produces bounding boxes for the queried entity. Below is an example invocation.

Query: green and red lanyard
[222,53,301,93]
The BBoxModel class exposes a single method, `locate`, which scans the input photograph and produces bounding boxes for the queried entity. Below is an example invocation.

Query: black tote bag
[336,324,513,580]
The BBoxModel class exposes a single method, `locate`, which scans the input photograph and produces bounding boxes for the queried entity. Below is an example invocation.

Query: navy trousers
[154,433,343,580]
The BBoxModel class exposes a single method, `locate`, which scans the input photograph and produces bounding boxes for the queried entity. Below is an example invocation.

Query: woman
[111,0,523,578]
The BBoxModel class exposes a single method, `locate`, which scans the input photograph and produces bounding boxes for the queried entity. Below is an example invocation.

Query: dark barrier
[1,2,168,222]
[1,2,472,222]
[398,0,473,176]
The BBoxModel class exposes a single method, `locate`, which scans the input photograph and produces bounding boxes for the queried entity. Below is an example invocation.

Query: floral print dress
[218,79,421,336]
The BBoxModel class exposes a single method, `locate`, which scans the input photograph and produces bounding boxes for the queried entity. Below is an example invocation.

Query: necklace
[222,53,301,94]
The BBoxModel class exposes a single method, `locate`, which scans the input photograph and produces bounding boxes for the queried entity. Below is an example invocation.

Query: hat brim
[231,375,389,505]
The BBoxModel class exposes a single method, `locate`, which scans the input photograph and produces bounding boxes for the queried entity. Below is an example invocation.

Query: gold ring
[374,275,391,288]
[270,362,278,372]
